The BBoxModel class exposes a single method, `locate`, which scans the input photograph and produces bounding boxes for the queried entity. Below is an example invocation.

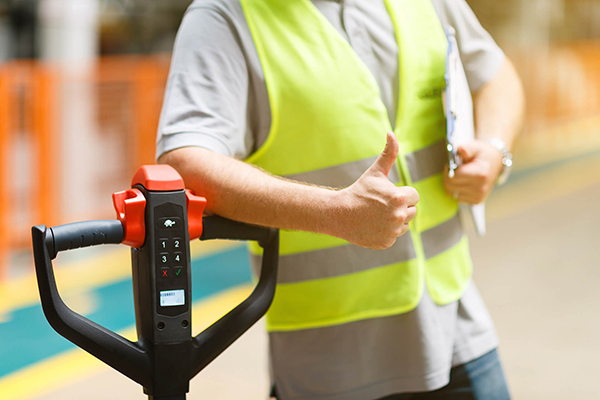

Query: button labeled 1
[159,238,169,250]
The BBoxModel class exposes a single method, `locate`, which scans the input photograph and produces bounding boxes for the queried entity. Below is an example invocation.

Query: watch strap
[486,138,513,186]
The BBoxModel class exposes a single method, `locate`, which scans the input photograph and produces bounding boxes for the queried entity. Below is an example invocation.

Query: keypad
[153,202,189,318]
[156,218,186,282]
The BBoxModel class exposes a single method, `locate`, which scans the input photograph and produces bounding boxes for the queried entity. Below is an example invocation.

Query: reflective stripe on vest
[241,0,472,332]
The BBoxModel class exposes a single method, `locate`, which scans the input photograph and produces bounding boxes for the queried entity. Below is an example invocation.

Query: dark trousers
[378,349,511,400]
[272,349,511,400]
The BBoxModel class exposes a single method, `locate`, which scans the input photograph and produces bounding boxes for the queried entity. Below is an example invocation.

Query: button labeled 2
[172,237,182,250]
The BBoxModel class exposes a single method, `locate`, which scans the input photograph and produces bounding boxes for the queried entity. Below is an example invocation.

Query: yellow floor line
[0,240,240,317]
[0,284,254,400]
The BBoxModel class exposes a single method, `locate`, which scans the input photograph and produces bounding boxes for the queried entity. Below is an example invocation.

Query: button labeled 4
[173,252,182,263]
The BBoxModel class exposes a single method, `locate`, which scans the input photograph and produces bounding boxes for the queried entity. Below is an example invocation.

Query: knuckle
[393,191,406,204]
[395,210,407,222]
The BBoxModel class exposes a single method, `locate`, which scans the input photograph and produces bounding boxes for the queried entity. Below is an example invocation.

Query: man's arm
[444,58,525,204]
[159,132,418,250]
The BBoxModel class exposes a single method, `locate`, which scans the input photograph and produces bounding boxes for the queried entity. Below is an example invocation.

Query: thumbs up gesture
[334,132,419,250]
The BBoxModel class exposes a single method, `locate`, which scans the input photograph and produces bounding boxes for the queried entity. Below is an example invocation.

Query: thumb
[457,142,479,163]
[370,132,399,176]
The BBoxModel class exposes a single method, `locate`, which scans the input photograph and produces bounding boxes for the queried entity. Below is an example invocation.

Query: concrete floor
[33,153,600,400]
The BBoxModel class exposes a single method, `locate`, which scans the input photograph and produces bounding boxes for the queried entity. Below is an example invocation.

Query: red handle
[186,190,207,240]
[112,188,146,248]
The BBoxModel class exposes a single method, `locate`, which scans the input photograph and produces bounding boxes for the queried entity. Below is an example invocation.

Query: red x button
[161,267,170,278]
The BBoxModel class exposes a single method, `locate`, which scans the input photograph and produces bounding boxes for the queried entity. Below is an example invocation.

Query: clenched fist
[332,132,419,250]
[443,140,504,204]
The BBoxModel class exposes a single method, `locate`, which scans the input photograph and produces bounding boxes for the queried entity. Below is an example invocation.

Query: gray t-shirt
[157,1,504,399]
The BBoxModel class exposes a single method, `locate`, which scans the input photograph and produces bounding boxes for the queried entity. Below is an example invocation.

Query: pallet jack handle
[31,165,279,399]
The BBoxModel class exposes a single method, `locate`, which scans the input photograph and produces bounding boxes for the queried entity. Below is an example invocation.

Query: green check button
[174,267,183,278]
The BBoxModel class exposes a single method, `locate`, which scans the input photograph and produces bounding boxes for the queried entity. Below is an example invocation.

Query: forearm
[473,57,525,150]
[159,146,342,235]
[158,133,418,249]
[444,57,525,204]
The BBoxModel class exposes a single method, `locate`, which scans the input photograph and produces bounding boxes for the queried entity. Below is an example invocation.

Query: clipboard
[444,26,486,236]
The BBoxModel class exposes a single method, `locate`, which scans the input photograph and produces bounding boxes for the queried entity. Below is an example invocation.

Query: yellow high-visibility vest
[241,0,473,332]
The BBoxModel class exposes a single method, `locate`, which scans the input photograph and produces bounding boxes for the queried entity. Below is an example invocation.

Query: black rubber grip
[200,215,273,247]
[48,220,124,259]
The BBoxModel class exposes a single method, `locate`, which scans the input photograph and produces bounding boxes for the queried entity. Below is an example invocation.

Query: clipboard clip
[447,142,459,179]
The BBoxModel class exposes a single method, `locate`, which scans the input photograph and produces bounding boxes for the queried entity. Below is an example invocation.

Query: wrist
[320,188,351,238]
[485,138,513,186]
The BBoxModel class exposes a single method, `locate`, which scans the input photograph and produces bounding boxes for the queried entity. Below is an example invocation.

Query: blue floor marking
[0,245,252,378]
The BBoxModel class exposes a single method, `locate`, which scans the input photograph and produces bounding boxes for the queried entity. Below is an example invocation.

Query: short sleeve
[156,5,250,160]
[432,0,505,92]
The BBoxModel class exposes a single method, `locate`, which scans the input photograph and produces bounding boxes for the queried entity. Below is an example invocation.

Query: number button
[173,252,182,263]
[159,253,169,265]
[159,239,169,250]
[173,238,182,250]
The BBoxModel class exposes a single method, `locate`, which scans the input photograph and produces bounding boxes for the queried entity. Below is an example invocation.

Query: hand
[332,132,419,250]
[443,140,503,204]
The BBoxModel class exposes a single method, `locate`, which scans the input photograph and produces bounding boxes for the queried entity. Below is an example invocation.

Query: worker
[157,0,525,399]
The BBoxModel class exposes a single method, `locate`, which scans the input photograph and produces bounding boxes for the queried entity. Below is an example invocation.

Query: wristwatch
[486,138,513,186]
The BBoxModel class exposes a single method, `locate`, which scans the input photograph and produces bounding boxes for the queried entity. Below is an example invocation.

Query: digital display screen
[160,289,185,307]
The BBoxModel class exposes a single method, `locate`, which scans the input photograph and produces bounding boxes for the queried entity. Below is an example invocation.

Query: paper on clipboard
[443,26,486,236]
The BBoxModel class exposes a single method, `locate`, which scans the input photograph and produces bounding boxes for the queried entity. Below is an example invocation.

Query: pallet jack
[31,164,279,399]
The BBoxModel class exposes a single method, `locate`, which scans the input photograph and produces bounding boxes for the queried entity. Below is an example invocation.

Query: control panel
[154,202,189,316]
[131,188,192,344]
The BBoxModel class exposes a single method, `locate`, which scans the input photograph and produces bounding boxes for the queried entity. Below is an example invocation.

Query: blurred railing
[0,55,170,279]
[0,61,58,280]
